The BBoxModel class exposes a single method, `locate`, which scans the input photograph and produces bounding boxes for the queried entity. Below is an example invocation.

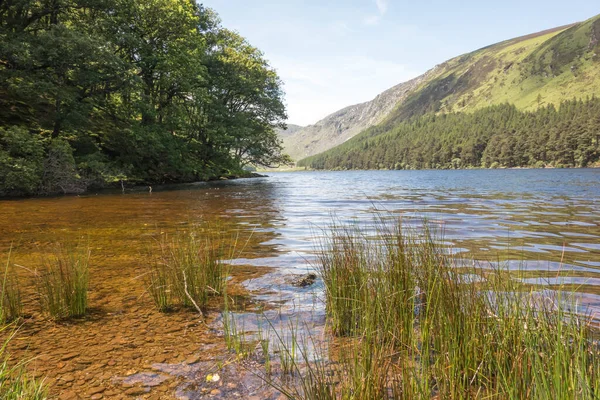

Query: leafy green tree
[300,99,600,171]
[203,29,289,169]
[0,0,290,195]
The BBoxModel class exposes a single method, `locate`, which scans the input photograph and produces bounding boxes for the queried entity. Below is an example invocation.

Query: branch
[182,271,204,320]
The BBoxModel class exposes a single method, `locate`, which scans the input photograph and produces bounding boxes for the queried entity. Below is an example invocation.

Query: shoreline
[0,172,268,201]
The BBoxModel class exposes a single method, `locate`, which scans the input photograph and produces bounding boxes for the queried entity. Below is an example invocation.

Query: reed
[0,325,47,399]
[267,218,600,399]
[146,226,230,313]
[146,257,173,312]
[221,287,256,360]
[1,249,22,324]
[36,243,89,320]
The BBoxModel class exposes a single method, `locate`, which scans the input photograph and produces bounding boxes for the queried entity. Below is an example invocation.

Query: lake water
[1,169,599,309]
[2,169,599,314]
[1,168,599,397]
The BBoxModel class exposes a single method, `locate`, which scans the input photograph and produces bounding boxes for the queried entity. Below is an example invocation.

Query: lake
[1,168,599,397]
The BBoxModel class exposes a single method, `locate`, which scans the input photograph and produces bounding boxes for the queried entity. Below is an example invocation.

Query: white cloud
[364,0,389,26]
[364,15,381,26]
[375,0,388,15]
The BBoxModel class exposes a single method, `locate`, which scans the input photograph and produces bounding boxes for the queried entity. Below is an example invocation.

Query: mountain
[296,14,600,169]
[280,75,430,161]
[277,124,304,137]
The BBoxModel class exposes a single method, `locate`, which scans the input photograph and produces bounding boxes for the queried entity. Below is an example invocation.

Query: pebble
[185,355,201,365]
[88,386,106,395]
[124,387,148,396]
[61,352,80,361]
[58,390,79,400]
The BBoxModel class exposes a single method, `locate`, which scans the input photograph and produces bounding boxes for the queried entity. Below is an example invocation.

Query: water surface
[1,168,599,397]
[1,169,599,309]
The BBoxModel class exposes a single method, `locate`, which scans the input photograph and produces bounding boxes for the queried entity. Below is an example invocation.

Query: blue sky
[202,1,599,126]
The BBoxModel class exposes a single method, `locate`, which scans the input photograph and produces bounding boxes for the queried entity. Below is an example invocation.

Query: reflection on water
[1,169,599,313]
[0,168,599,396]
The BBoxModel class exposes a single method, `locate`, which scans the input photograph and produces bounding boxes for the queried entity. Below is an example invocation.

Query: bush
[0,126,44,197]
[40,139,86,195]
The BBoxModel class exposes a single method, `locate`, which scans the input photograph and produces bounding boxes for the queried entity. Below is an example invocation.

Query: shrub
[0,126,44,197]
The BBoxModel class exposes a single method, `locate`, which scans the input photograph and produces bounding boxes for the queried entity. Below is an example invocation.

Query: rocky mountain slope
[276,124,303,137]
[285,13,600,163]
[297,13,600,170]
[280,74,429,161]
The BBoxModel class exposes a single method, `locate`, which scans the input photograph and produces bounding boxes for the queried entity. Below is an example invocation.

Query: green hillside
[299,14,600,170]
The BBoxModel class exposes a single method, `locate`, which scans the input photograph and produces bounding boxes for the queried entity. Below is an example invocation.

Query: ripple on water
[1,169,600,398]
[572,243,600,251]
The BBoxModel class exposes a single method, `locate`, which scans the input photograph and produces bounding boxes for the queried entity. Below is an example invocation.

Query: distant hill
[276,124,303,137]
[297,14,600,170]
[280,75,430,161]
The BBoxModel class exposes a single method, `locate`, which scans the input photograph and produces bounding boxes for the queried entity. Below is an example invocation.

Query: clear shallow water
[1,169,597,397]
[235,169,600,312]
[0,168,599,315]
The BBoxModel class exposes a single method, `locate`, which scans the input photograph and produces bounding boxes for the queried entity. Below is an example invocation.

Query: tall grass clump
[273,218,600,399]
[0,325,47,399]
[1,250,22,324]
[146,227,230,313]
[36,243,90,320]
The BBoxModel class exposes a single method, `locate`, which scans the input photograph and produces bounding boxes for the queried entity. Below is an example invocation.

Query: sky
[202,0,599,126]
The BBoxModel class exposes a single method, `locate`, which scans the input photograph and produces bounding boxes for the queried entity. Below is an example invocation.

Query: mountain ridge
[280,73,432,161]
[297,13,600,171]
[281,14,600,163]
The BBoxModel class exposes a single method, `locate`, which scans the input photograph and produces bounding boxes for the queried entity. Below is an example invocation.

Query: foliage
[0,326,47,400]
[0,0,288,196]
[36,243,90,320]
[266,220,600,399]
[299,98,600,170]
[0,127,44,197]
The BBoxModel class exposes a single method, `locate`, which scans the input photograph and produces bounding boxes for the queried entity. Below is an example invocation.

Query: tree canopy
[299,98,600,171]
[0,0,289,196]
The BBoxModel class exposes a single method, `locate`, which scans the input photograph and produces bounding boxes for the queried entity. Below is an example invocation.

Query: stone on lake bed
[185,354,201,364]
[121,372,171,388]
[124,387,149,396]
[61,352,80,361]
[288,273,318,287]
[88,386,105,395]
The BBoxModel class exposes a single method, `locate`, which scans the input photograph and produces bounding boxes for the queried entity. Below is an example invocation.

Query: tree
[203,29,289,168]
[0,0,291,195]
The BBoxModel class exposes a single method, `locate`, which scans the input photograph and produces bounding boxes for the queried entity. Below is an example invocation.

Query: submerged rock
[289,273,318,288]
